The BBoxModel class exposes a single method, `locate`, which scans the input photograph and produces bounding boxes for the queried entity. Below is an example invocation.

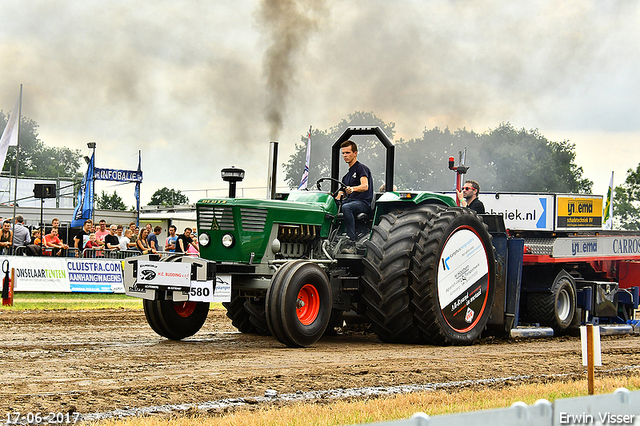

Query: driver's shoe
[341,241,357,255]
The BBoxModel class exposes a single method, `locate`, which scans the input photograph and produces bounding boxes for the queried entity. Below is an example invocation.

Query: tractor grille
[240,208,268,232]
[198,206,235,231]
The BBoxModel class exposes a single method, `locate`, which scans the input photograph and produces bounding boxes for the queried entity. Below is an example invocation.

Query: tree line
[2,110,638,228]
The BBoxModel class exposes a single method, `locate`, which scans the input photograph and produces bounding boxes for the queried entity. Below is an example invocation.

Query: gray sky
[1,0,638,206]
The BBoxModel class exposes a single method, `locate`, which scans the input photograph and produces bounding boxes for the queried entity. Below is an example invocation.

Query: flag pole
[11,85,22,254]
[297,125,312,190]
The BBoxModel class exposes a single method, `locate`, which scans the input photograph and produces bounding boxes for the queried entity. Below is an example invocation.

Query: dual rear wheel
[362,205,496,345]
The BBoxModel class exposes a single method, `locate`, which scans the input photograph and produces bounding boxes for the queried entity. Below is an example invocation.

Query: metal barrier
[9,246,79,257]
[80,248,182,260]
[353,388,639,426]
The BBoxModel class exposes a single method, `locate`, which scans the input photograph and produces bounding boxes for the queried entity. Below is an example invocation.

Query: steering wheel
[315,177,349,199]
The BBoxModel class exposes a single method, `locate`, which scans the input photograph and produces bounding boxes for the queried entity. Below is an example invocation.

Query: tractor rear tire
[266,260,332,347]
[145,299,210,340]
[527,270,576,333]
[223,290,256,334]
[362,206,438,343]
[410,205,496,345]
[244,297,271,336]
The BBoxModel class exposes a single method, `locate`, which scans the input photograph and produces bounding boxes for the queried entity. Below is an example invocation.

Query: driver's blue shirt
[342,161,373,205]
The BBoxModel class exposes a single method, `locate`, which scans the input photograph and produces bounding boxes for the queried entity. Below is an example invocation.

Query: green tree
[476,123,592,193]
[613,164,640,230]
[283,111,396,190]
[97,190,127,211]
[284,116,592,194]
[0,112,82,178]
[148,187,189,206]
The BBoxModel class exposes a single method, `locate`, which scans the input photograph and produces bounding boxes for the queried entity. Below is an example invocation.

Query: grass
[90,373,640,426]
[0,292,145,310]
[0,292,226,311]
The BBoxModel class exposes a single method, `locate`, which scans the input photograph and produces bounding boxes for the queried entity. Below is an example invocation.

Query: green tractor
[129,126,498,347]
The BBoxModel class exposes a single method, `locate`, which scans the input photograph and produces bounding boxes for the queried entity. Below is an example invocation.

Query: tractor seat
[337,193,380,223]
[336,211,371,223]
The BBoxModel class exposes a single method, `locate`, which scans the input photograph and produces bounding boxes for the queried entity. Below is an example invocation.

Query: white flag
[298,126,312,190]
[0,93,21,170]
[603,171,613,230]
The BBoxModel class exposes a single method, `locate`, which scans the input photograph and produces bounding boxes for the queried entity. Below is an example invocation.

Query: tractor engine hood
[196,191,338,264]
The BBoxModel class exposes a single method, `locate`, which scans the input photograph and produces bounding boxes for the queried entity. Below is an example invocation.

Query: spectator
[44,227,68,256]
[116,224,123,239]
[84,233,101,257]
[128,222,138,246]
[165,225,178,252]
[187,235,199,256]
[74,220,92,253]
[136,228,156,254]
[148,225,162,252]
[120,229,133,251]
[94,219,109,245]
[104,224,120,251]
[32,229,42,246]
[0,220,12,254]
[49,217,68,246]
[175,227,194,253]
[12,215,31,252]
[26,229,42,256]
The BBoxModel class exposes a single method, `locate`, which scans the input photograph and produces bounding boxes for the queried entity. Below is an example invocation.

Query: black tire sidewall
[279,262,332,347]
[551,272,576,329]
[156,300,210,340]
[429,211,495,343]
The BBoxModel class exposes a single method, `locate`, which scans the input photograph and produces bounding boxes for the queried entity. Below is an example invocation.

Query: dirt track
[1,308,639,420]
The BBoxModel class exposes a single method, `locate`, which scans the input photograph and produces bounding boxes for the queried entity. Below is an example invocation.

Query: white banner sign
[136,261,191,288]
[2,256,124,293]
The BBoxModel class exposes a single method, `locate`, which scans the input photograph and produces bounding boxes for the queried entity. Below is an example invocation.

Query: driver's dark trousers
[342,200,370,242]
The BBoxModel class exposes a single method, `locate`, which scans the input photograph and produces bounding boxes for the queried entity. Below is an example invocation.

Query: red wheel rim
[296,284,320,325]
[174,301,197,318]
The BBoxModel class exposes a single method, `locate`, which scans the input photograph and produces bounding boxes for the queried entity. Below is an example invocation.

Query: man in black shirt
[175,227,194,253]
[73,220,92,253]
[336,140,373,254]
[456,179,485,214]
[104,224,121,251]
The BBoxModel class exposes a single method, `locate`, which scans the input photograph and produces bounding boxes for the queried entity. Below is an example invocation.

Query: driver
[336,140,373,254]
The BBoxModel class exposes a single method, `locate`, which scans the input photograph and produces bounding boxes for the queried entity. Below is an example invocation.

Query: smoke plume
[258,0,327,140]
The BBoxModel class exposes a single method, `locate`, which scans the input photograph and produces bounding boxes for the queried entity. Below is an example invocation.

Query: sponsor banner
[482,193,554,231]
[66,259,124,293]
[213,274,232,303]
[556,195,603,230]
[444,192,554,231]
[2,257,124,293]
[553,236,640,258]
[136,261,191,288]
[437,228,489,331]
[94,168,143,183]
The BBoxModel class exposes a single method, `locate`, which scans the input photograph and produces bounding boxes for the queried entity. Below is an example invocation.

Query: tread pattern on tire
[244,298,271,336]
[361,205,438,343]
[526,271,576,332]
[223,290,257,334]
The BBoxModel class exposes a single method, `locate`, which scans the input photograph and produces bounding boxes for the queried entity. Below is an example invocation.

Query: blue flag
[71,153,94,227]
[135,150,141,226]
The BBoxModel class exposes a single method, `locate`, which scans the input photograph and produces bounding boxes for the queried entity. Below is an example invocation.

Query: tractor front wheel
[266,260,332,347]
[143,299,209,340]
